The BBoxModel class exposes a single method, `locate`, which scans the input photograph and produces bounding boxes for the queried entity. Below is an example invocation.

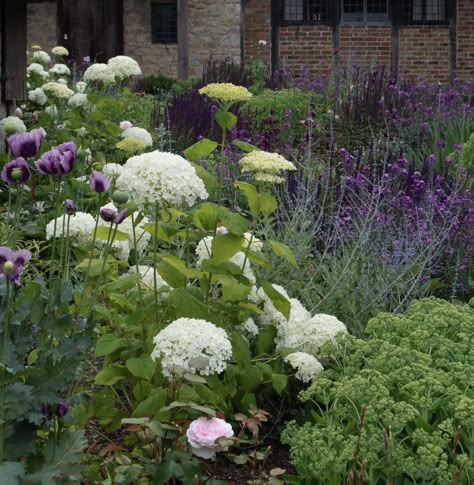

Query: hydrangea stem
[153,203,160,322]
[131,213,143,304]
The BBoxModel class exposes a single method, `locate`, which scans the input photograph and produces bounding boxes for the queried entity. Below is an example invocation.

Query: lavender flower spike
[0,246,32,286]
[1,157,32,184]
[7,128,46,158]
[35,141,76,176]
[89,170,111,193]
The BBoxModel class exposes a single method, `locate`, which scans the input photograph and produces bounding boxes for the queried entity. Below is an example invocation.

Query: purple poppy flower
[7,128,46,158]
[64,199,76,216]
[0,246,32,286]
[100,207,128,224]
[57,399,69,418]
[34,141,76,176]
[89,170,110,193]
[41,403,52,419]
[1,157,32,184]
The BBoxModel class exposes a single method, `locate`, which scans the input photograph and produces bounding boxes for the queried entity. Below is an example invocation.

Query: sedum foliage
[282,297,474,484]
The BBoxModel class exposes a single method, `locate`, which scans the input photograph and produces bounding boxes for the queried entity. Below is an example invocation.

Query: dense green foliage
[282,298,474,484]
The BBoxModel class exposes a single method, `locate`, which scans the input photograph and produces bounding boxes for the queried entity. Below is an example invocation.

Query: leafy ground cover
[0,47,472,484]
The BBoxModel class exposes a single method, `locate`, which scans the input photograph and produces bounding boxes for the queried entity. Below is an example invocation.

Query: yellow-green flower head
[116,137,146,153]
[199,83,252,107]
[239,150,296,184]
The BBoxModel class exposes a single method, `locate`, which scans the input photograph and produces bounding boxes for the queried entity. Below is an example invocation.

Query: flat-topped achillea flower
[0,247,32,286]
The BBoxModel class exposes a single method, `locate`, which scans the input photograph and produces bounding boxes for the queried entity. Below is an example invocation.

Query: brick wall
[243,0,271,66]
[457,0,474,81]
[339,25,391,68]
[280,25,332,74]
[399,26,450,82]
[27,2,57,52]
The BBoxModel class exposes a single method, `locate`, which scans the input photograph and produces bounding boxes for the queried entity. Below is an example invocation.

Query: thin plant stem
[47,179,62,308]
[131,213,143,304]
[153,203,160,323]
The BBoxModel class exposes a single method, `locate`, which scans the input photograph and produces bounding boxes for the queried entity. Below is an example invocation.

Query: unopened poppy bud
[112,190,129,204]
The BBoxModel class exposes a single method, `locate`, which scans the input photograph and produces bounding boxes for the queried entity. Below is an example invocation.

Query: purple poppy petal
[89,170,111,193]
[100,208,117,222]
[114,208,128,224]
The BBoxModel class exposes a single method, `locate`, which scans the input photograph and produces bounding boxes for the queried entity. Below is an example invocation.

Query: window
[402,0,446,24]
[151,0,177,43]
[342,0,388,22]
[282,0,329,22]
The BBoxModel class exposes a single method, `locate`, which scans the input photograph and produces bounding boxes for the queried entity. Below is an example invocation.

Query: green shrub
[142,74,176,94]
[282,298,474,484]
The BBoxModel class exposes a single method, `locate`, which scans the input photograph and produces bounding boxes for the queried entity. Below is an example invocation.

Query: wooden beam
[271,0,281,75]
[177,0,188,80]
[2,0,27,102]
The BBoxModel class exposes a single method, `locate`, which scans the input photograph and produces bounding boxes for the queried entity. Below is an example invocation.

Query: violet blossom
[100,207,128,224]
[89,170,110,193]
[1,157,32,184]
[64,199,76,216]
[34,141,76,176]
[7,128,46,158]
[0,247,32,286]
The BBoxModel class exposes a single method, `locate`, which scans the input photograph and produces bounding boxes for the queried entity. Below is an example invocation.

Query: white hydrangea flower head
[41,81,74,99]
[115,151,208,210]
[75,81,87,93]
[255,284,291,327]
[128,265,170,297]
[199,83,252,106]
[49,63,71,76]
[284,352,324,383]
[45,105,59,119]
[239,151,296,184]
[97,204,151,260]
[46,212,95,243]
[28,88,48,106]
[56,78,68,85]
[107,55,142,79]
[102,163,124,177]
[51,46,69,57]
[121,127,153,147]
[32,50,51,65]
[27,62,49,78]
[216,225,229,235]
[83,63,115,84]
[237,318,259,338]
[68,93,89,108]
[195,236,255,284]
[0,116,27,134]
[151,318,232,378]
[243,232,263,252]
[276,313,347,356]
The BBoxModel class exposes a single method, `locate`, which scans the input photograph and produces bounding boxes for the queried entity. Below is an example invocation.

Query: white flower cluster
[277,312,348,356]
[83,63,115,84]
[28,87,48,105]
[239,151,296,184]
[128,265,170,297]
[151,318,232,378]
[31,50,51,65]
[52,46,69,57]
[76,81,87,93]
[27,63,49,79]
[284,352,324,383]
[115,151,208,210]
[97,204,151,260]
[121,127,153,147]
[237,318,259,338]
[195,236,256,284]
[49,63,71,76]
[102,163,124,177]
[41,81,74,99]
[45,212,95,243]
[243,232,263,252]
[107,55,142,79]
[0,116,27,134]
[68,93,89,109]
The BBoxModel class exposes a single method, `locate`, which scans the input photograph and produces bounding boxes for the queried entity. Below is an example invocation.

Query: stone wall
[27,1,57,52]
[123,0,242,78]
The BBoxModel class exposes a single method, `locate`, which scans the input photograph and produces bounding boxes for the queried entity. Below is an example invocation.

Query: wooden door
[57,0,123,63]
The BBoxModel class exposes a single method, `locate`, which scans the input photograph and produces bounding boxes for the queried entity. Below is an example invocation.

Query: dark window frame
[400,0,448,25]
[281,0,331,25]
[151,0,178,44]
[342,0,389,23]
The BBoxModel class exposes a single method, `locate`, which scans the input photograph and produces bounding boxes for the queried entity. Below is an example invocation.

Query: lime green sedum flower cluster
[282,297,474,483]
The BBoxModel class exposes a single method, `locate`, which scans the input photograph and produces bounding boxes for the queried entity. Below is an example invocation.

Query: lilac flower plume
[7,128,46,158]
[1,157,32,184]
[0,246,32,286]
[34,141,77,176]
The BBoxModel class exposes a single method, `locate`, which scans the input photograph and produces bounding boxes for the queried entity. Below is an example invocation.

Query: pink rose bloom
[119,120,133,131]
[186,417,234,459]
